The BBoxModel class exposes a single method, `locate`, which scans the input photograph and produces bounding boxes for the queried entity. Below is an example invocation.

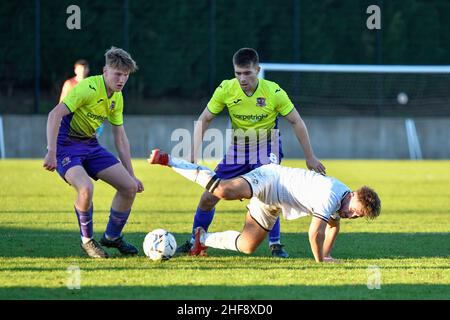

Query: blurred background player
[148,150,381,263]
[177,48,326,258]
[59,59,104,138]
[43,47,143,258]
[59,59,90,103]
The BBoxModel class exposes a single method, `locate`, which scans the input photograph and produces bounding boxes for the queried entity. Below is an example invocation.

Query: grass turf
[0,159,449,299]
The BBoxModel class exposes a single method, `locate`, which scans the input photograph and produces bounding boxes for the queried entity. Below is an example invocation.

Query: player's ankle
[81,236,93,244]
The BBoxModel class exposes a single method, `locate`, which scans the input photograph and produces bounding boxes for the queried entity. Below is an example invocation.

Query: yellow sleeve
[274,86,295,116]
[108,95,124,126]
[62,80,93,113]
[207,80,227,115]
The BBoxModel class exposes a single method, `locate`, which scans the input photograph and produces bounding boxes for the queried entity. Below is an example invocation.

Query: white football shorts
[241,164,281,231]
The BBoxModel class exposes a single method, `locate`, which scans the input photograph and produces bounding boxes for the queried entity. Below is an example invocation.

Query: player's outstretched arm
[308,217,328,262]
[191,107,216,163]
[284,108,326,174]
[323,218,341,263]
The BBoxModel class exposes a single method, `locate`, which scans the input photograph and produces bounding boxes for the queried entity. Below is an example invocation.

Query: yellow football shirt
[207,78,294,132]
[61,75,123,138]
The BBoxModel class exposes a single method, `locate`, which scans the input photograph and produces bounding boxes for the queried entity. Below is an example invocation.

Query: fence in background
[1,115,449,159]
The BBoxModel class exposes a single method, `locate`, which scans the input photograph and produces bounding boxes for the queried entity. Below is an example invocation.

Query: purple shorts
[215,140,283,179]
[56,137,120,182]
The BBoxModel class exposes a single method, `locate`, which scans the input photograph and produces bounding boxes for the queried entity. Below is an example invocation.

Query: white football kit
[241,164,351,230]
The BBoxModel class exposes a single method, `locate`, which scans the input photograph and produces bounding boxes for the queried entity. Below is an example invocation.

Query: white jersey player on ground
[148,149,381,263]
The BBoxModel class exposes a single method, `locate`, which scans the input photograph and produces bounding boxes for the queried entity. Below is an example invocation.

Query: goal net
[260,63,450,117]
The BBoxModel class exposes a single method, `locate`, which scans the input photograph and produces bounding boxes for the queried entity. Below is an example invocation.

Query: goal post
[259,63,450,78]
[260,63,450,160]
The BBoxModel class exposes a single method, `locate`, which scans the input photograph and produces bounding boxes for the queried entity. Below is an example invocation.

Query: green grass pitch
[0,159,449,300]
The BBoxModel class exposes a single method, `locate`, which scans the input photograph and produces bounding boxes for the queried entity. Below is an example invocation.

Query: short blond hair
[105,46,138,73]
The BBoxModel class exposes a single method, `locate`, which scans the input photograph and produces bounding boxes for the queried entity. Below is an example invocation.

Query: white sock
[169,156,217,190]
[81,236,92,244]
[168,156,191,168]
[204,231,241,252]
[269,240,281,247]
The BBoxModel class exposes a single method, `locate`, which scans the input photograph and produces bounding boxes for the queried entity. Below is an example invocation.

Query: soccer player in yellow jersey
[176,48,326,258]
[43,47,143,258]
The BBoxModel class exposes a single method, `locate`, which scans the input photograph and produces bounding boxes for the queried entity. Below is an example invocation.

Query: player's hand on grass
[306,156,326,175]
[133,176,144,193]
[43,150,57,171]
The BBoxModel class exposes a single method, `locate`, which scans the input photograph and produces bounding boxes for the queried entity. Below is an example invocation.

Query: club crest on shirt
[256,97,266,107]
[110,101,115,110]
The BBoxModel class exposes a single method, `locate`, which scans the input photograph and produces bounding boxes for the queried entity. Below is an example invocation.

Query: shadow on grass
[0,209,247,214]
[0,226,448,260]
[0,284,449,300]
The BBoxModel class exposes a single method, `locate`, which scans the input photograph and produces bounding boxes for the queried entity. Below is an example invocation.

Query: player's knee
[238,243,257,255]
[212,184,227,199]
[118,181,138,199]
[214,183,235,200]
[125,185,138,198]
[236,237,258,254]
[78,185,94,202]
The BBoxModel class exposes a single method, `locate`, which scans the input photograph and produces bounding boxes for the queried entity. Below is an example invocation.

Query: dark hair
[232,48,259,67]
[356,186,381,220]
[74,59,89,68]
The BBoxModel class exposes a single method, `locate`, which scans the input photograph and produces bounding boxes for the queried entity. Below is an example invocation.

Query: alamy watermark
[367,265,381,290]
[366,5,381,30]
[65,5,379,31]
[66,5,81,30]
[169,123,281,165]
[67,264,81,290]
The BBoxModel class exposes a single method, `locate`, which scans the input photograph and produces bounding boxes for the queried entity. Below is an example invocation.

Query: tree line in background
[0,0,449,114]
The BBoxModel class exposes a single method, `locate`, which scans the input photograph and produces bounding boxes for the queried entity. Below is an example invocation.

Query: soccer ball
[397,92,409,105]
[143,229,177,261]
